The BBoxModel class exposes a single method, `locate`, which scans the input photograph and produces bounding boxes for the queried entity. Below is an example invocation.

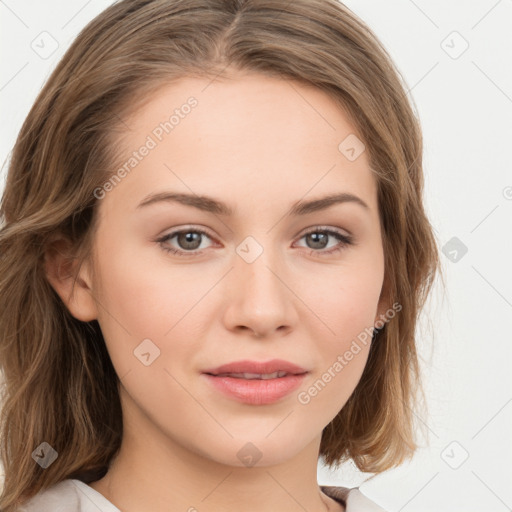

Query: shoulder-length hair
[0,0,442,508]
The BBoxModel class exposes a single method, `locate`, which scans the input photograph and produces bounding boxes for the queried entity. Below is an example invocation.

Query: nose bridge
[225,233,297,336]
[236,235,286,303]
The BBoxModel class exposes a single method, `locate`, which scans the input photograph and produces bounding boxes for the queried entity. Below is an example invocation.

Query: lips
[202,359,308,377]
[202,359,310,405]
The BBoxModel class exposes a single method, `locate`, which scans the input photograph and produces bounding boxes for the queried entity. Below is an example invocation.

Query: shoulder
[17,479,80,512]
[17,479,120,512]
[321,485,388,512]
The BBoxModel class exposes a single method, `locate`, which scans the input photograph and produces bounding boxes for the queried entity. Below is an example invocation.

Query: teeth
[218,371,289,379]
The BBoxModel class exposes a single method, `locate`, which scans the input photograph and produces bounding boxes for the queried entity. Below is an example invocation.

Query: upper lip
[203,359,309,376]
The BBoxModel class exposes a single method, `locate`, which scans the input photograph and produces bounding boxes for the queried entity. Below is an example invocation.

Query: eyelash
[156,226,354,258]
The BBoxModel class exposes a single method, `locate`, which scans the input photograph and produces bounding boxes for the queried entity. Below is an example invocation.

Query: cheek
[299,256,383,343]
[296,256,382,410]
[92,237,210,374]
[329,276,382,340]
[297,279,376,421]
[297,340,371,432]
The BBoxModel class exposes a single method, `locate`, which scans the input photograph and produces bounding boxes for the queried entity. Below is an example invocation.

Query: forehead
[103,72,378,217]
[122,72,360,156]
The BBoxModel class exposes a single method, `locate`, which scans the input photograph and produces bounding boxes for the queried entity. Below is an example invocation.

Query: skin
[46,70,389,512]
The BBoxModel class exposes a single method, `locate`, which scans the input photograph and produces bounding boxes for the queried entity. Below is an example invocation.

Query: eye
[294,227,354,257]
[156,226,354,258]
[156,227,215,257]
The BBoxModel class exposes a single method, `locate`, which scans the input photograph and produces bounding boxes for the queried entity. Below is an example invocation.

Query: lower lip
[202,373,307,405]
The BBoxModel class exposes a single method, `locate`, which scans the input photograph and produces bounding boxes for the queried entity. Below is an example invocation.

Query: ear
[43,236,99,322]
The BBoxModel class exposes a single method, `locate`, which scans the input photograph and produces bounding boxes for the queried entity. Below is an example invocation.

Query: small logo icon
[442,236,468,263]
[338,134,366,161]
[237,442,263,467]
[134,338,161,366]
[503,186,512,200]
[32,442,58,469]
[440,440,469,469]
[236,236,264,263]
[441,31,469,59]
[30,31,59,60]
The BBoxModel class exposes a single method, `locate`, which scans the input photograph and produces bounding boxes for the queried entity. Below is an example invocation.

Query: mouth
[201,360,309,405]
[202,373,308,406]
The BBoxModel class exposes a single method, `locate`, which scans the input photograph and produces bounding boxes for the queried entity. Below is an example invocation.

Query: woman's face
[83,71,388,467]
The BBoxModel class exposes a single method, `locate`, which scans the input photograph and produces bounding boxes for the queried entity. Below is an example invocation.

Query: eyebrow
[136,191,369,216]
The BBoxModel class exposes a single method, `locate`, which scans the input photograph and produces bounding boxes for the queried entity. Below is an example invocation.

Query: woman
[0,1,441,510]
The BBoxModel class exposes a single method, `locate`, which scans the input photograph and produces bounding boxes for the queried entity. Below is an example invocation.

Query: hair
[0,0,443,508]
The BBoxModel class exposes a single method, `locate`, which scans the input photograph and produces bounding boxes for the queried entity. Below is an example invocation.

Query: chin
[198,436,310,469]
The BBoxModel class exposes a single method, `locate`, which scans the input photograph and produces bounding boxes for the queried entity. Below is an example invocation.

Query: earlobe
[43,237,99,322]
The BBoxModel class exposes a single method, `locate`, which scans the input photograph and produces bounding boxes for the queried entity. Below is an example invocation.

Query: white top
[18,479,387,511]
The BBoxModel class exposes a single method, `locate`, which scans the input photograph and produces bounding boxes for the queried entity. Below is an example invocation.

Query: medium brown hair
[0,0,442,508]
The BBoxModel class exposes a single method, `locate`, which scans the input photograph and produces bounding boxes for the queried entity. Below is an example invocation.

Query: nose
[222,248,298,339]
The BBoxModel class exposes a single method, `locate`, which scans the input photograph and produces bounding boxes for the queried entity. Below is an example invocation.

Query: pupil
[308,232,327,249]
[179,232,201,249]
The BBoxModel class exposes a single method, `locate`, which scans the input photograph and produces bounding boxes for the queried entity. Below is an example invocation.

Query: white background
[1,1,511,511]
